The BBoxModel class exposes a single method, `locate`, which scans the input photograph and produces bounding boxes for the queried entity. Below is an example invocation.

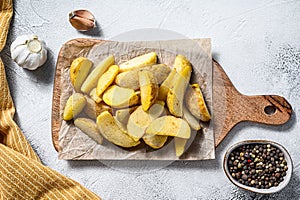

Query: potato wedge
[81,55,114,94]
[138,70,158,111]
[166,55,192,117]
[63,93,86,121]
[119,52,157,72]
[115,106,138,125]
[183,105,201,130]
[166,72,186,117]
[127,102,165,141]
[148,101,165,120]
[142,134,168,149]
[127,107,152,141]
[146,116,191,139]
[103,85,139,108]
[70,57,93,92]
[174,55,192,79]
[74,118,103,144]
[157,69,177,101]
[96,111,140,148]
[115,64,170,90]
[89,88,102,103]
[96,65,119,96]
[84,96,111,119]
[84,96,98,119]
[113,116,127,133]
[174,137,187,157]
[186,84,211,121]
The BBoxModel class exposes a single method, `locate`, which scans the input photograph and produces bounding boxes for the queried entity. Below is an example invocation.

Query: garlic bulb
[10,34,47,70]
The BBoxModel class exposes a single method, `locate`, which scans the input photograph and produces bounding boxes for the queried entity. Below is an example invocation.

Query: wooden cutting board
[51,39,292,152]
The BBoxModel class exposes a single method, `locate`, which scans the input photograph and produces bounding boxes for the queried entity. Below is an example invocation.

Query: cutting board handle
[241,95,292,124]
[214,60,292,146]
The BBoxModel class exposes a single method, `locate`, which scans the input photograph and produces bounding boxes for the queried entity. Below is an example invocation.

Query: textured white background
[1,0,300,199]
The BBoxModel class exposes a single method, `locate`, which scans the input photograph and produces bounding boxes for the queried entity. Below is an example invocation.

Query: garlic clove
[72,10,95,21]
[12,45,30,65]
[10,35,30,51]
[39,48,48,66]
[69,10,95,31]
[23,53,40,70]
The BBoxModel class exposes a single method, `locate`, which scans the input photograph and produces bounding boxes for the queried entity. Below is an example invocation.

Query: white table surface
[1,0,300,199]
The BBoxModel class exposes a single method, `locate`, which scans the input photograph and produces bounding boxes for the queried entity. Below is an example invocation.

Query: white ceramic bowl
[223,140,293,194]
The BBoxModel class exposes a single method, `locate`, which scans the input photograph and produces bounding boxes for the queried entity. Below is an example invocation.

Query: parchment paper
[58,39,214,160]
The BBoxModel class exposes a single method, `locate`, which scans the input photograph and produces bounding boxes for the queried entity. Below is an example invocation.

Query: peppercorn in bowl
[223,140,293,194]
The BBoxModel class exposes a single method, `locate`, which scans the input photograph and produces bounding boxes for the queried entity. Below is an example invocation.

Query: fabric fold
[0,0,13,52]
[0,0,101,199]
[0,58,41,161]
[0,144,100,200]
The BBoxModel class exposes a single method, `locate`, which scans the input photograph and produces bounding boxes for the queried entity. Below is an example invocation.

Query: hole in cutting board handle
[264,105,276,115]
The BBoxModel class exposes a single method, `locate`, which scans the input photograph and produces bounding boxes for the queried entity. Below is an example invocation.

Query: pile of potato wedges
[63,52,211,157]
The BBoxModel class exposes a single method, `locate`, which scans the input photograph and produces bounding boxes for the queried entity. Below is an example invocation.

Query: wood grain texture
[52,38,104,152]
[51,39,292,152]
[213,60,292,146]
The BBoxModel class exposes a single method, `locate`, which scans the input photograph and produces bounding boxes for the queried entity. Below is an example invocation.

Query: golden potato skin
[127,102,165,141]
[103,85,140,108]
[174,55,192,78]
[63,93,86,121]
[186,84,211,122]
[157,69,177,101]
[96,65,119,97]
[142,134,168,149]
[96,111,140,148]
[166,72,186,117]
[70,57,93,92]
[138,70,158,111]
[146,116,191,139]
[166,55,192,117]
[119,52,157,72]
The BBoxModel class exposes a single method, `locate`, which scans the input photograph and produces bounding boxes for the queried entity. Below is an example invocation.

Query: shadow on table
[272,172,300,200]
[23,49,56,85]
[167,109,297,170]
[67,160,107,169]
[232,172,300,200]
[76,21,103,37]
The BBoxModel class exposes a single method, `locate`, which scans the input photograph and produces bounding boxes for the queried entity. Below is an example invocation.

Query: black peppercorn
[228,143,288,190]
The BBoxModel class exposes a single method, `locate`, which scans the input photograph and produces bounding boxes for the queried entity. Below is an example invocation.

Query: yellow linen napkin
[0,1,101,199]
